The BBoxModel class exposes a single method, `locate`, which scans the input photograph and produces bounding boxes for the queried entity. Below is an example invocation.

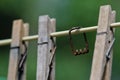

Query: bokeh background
[0,0,120,80]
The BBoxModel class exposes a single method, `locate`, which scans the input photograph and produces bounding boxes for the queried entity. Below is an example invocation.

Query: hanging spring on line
[69,27,89,56]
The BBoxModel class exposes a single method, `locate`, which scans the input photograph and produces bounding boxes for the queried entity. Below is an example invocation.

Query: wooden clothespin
[37,15,56,80]
[90,5,116,80]
[7,20,29,80]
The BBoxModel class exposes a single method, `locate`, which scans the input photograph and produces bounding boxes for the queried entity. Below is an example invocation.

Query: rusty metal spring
[69,27,89,56]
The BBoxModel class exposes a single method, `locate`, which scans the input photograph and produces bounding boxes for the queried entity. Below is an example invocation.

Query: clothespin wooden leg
[48,19,56,80]
[37,15,56,80]
[20,23,29,80]
[102,11,116,80]
[90,5,115,80]
[7,20,24,80]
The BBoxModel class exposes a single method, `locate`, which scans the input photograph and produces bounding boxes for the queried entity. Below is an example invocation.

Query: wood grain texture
[48,18,56,80]
[37,15,56,80]
[8,20,23,80]
[21,23,29,80]
[90,5,114,80]
[103,11,116,80]
[37,15,49,80]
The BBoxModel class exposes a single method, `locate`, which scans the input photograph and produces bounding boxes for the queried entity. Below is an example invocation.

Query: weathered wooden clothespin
[90,5,116,80]
[37,15,56,80]
[7,20,29,80]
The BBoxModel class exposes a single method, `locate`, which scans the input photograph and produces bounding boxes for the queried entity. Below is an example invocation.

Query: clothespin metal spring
[106,38,115,61]
[18,41,28,80]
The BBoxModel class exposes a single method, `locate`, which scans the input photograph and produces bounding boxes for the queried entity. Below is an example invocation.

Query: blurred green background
[0,0,120,80]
